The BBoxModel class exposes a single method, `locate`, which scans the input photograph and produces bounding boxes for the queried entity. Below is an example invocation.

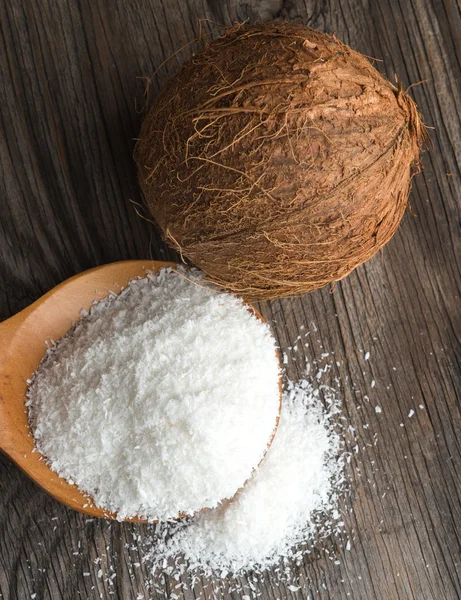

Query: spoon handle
[0,309,31,451]
[0,303,36,369]
[0,309,29,356]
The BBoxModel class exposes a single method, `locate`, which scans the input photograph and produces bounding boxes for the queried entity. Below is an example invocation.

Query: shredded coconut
[28,268,280,520]
[142,372,345,576]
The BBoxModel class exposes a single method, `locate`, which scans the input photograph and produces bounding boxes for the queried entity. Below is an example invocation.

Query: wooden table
[1,1,460,599]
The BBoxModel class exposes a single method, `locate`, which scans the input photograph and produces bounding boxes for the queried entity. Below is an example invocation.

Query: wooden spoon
[0,260,281,521]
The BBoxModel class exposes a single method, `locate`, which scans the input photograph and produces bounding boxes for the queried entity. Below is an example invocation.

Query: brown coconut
[135,21,426,300]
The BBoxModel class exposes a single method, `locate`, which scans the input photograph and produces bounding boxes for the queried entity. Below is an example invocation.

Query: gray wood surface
[1,1,460,599]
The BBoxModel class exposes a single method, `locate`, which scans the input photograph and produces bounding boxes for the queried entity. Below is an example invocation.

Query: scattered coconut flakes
[142,370,346,577]
[42,322,373,597]
[27,267,280,521]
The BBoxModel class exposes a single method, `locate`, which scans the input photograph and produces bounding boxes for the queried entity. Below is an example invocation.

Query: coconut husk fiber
[135,21,427,300]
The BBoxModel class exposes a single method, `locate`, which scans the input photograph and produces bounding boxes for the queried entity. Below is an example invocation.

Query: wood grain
[0,1,460,599]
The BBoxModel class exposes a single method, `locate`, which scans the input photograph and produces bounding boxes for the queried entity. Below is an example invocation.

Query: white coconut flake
[27,268,280,521]
[142,371,345,577]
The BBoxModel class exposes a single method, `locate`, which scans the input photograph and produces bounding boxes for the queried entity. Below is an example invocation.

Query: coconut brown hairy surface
[135,21,426,300]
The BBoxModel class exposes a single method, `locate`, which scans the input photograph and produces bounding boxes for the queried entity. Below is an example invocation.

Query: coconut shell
[135,21,427,300]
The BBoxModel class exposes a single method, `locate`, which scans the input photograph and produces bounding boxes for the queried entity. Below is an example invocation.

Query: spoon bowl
[0,261,281,521]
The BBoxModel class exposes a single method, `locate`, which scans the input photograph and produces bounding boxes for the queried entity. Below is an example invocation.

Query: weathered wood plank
[0,0,460,599]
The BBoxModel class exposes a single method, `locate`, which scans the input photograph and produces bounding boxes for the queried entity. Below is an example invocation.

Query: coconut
[135,21,426,300]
